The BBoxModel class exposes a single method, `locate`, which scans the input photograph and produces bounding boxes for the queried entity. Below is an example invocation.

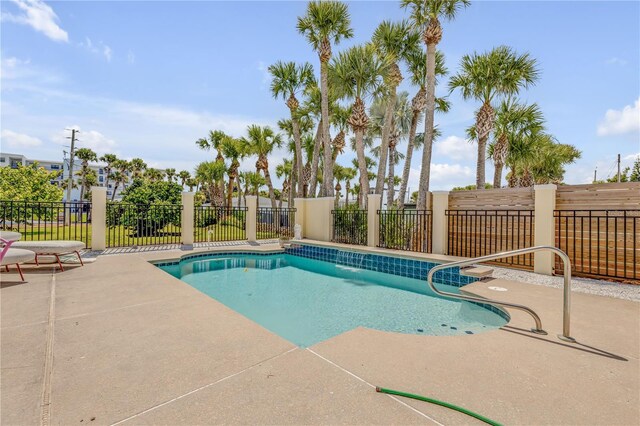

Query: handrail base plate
[557,334,576,343]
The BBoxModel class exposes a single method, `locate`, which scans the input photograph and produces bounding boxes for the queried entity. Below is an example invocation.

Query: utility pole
[593,167,597,183]
[617,153,621,183]
[65,128,79,202]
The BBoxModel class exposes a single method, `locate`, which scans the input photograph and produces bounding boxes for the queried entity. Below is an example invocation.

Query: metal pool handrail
[427,245,575,342]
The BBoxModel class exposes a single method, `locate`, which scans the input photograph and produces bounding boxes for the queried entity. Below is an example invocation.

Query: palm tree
[195,161,226,206]
[185,177,198,192]
[301,133,315,197]
[241,125,283,209]
[114,159,131,191]
[197,130,228,201]
[99,153,118,190]
[402,0,470,208]
[109,171,126,201]
[330,105,351,164]
[276,159,293,209]
[332,164,348,207]
[331,44,389,208]
[487,99,544,188]
[243,171,266,207]
[371,20,418,196]
[220,137,246,208]
[297,0,353,198]
[449,45,540,189]
[129,158,147,179]
[74,148,97,202]
[144,168,163,182]
[342,167,357,207]
[398,48,449,208]
[350,156,377,207]
[269,61,315,198]
[506,133,580,187]
[165,168,176,183]
[178,170,191,188]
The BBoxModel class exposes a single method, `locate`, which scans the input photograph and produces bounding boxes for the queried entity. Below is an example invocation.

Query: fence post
[534,184,557,275]
[91,186,107,251]
[367,194,381,247]
[246,195,257,242]
[181,192,195,248]
[293,198,306,239]
[431,191,449,255]
[303,197,334,242]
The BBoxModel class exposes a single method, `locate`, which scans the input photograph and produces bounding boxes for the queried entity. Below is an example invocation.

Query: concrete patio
[1,244,638,425]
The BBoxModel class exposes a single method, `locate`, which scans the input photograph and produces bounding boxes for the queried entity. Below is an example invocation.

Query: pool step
[460,265,493,278]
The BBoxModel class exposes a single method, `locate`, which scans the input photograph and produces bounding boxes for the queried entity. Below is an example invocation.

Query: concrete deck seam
[306,348,444,426]
[40,268,57,426]
[1,320,48,330]
[55,298,172,322]
[109,346,299,426]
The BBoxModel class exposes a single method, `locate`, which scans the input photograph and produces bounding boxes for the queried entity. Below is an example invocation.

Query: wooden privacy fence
[446,209,535,268]
[554,210,639,281]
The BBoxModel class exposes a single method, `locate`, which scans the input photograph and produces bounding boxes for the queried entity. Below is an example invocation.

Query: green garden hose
[376,387,502,426]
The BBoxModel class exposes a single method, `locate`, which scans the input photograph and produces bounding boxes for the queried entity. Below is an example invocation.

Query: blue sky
[1,0,639,191]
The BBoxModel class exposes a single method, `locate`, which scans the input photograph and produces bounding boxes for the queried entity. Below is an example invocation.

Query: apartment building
[0,152,128,201]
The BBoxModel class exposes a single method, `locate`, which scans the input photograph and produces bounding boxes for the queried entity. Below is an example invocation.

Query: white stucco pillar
[91,186,107,250]
[181,192,195,247]
[246,195,257,242]
[431,191,449,255]
[367,194,381,247]
[293,197,306,239]
[302,197,334,242]
[534,184,557,275]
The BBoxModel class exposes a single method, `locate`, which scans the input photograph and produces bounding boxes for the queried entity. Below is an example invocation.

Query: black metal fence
[332,209,367,245]
[257,207,295,239]
[378,209,432,252]
[555,210,639,281]
[0,200,92,248]
[106,202,182,247]
[447,209,535,268]
[194,206,247,242]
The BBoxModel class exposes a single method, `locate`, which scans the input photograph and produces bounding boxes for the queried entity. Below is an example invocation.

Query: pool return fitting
[426,245,575,342]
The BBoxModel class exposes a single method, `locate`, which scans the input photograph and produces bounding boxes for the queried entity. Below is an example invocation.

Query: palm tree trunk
[263,169,277,209]
[236,182,242,207]
[354,129,370,209]
[226,174,235,209]
[111,182,119,201]
[309,121,322,197]
[291,114,303,198]
[375,90,396,195]
[493,162,504,189]
[320,60,333,197]
[476,132,488,189]
[345,182,350,207]
[399,110,420,209]
[417,42,437,210]
[386,146,395,207]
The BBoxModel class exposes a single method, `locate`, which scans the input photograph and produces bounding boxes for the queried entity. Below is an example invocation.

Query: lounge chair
[10,240,85,272]
[1,238,36,281]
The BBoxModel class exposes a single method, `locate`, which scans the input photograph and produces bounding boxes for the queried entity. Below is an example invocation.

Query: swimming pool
[155,247,508,347]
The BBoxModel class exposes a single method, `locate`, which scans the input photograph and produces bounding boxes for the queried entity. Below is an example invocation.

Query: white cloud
[79,37,112,62]
[407,163,474,191]
[1,0,68,42]
[434,135,474,161]
[257,61,271,89]
[51,126,118,157]
[1,129,42,147]
[103,45,112,62]
[605,57,627,66]
[597,98,640,136]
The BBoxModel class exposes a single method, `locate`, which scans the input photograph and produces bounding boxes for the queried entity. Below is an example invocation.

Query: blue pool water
[157,252,507,347]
